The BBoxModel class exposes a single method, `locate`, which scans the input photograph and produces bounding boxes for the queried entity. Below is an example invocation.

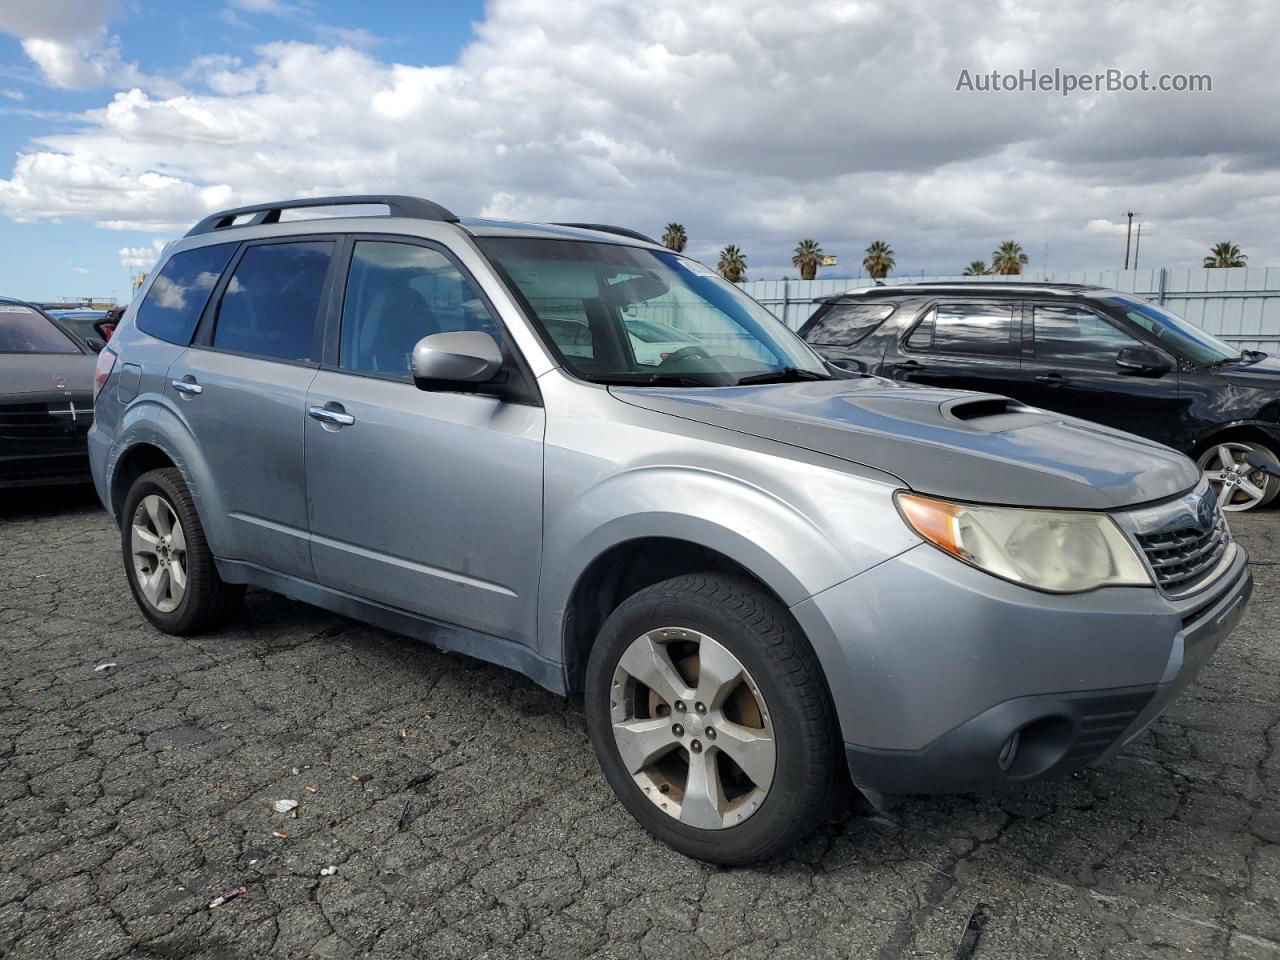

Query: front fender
[537,460,917,665]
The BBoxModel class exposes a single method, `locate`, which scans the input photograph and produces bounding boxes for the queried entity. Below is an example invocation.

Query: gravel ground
[1,486,1278,960]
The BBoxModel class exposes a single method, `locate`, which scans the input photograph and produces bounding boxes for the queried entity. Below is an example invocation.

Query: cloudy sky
[1,0,1278,301]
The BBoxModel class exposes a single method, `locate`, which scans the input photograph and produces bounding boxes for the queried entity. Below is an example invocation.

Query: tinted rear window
[803,302,895,345]
[907,303,1016,356]
[212,241,333,362]
[0,304,80,354]
[137,244,236,345]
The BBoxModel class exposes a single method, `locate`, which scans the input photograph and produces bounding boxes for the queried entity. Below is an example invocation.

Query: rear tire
[121,468,244,634]
[585,573,841,865]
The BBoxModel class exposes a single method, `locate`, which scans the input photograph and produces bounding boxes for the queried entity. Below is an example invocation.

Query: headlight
[895,493,1152,593]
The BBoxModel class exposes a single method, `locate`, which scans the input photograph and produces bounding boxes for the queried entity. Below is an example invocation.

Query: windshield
[1105,295,1242,366]
[478,237,829,386]
[0,304,80,354]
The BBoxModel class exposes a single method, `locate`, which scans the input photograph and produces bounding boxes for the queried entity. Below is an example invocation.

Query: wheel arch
[1190,421,1280,459]
[109,442,178,520]
[559,533,802,697]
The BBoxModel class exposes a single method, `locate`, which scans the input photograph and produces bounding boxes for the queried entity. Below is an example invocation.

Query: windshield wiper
[734,367,832,386]
[597,373,726,388]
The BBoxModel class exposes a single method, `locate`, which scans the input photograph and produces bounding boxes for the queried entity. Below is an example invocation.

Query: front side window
[0,303,79,354]
[136,244,235,345]
[478,238,828,386]
[907,303,1015,356]
[1105,295,1241,366]
[212,241,333,362]
[340,241,499,379]
[1032,305,1145,366]
[803,302,895,346]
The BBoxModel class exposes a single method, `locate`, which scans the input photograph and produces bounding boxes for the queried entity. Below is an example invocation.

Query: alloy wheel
[1198,443,1273,512]
[609,627,776,830]
[130,494,188,613]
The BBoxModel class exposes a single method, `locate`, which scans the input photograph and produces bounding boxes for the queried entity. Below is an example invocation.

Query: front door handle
[1033,373,1066,385]
[171,377,203,395]
[308,404,356,427]
[894,359,924,372]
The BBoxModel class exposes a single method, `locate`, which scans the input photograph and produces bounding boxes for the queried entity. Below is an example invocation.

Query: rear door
[1019,302,1182,446]
[303,237,545,647]
[884,300,1025,397]
[165,237,337,579]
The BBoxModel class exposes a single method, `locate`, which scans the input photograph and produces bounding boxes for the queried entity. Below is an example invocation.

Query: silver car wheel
[130,494,188,613]
[609,627,776,830]
[1198,442,1276,512]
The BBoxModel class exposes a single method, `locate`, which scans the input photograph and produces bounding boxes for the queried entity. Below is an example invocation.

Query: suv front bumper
[790,539,1251,799]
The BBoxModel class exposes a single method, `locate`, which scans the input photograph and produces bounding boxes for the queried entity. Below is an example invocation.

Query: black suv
[799,282,1280,511]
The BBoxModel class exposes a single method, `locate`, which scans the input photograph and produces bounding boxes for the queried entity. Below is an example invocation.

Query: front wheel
[1197,441,1280,511]
[584,573,840,865]
[121,467,244,634]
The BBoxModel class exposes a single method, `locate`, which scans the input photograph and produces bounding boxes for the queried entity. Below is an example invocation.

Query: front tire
[585,573,840,865]
[121,467,244,634]
[1197,440,1280,511]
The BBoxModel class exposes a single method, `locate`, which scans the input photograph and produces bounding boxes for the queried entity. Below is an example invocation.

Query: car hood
[611,378,1200,510]
[1219,353,1280,386]
[0,353,95,399]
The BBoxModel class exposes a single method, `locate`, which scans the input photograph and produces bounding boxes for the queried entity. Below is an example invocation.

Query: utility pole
[1133,223,1142,271]
[1123,210,1135,269]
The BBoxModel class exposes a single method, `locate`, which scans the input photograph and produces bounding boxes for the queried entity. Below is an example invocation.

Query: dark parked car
[0,296,98,488]
[800,282,1280,511]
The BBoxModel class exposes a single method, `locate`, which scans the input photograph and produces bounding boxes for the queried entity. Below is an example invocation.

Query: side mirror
[1115,346,1170,377]
[411,331,503,391]
[85,337,107,353]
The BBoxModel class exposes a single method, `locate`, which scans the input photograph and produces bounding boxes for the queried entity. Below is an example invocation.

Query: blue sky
[2,0,1279,303]
[0,0,484,301]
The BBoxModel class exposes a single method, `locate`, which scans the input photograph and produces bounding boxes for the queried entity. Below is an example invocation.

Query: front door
[1018,302,1183,447]
[164,238,335,579]
[304,238,545,647]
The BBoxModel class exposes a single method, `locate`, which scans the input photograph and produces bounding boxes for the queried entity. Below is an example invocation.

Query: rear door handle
[171,377,203,395]
[894,359,924,371]
[1033,373,1066,385]
[308,404,355,427]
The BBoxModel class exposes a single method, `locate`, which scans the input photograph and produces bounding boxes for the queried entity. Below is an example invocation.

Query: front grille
[1135,512,1230,593]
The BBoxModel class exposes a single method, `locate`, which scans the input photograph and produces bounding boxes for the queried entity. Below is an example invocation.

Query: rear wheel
[1197,441,1280,511]
[585,573,840,865]
[121,468,244,633]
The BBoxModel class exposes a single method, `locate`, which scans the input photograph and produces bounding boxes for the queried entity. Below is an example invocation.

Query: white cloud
[118,238,169,269]
[1,89,24,101]
[2,0,1280,273]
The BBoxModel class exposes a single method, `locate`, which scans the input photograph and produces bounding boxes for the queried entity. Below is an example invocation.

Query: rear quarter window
[802,302,895,345]
[136,243,237,345]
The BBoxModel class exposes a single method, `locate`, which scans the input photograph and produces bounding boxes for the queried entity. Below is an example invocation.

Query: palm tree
[792,239,825,280]
[863,241,894,279]
[662,223,687,252]
[1203,242,1247,268]
[963,260,990,276]
[717,245,748,283]
[991,241,1029,275]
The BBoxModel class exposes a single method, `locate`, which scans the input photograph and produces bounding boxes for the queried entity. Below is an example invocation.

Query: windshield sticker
[677,259,720,279]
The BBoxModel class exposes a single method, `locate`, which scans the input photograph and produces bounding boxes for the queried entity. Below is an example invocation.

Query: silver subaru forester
[89,195,1252,864]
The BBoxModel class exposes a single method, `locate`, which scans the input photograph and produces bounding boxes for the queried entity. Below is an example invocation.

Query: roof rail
[184,195,459,237]
[552,222,659,245]
[905,281,1104,290]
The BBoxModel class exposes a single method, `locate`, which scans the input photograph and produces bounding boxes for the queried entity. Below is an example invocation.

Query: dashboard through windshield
[477,237,830,386]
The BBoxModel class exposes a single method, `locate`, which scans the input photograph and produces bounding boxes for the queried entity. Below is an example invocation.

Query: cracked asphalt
[1,486,1278,960]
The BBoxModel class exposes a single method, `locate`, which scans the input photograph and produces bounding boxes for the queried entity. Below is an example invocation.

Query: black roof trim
[552,223,659,245]
[185,195,459,237]
[816,281,1109,303]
